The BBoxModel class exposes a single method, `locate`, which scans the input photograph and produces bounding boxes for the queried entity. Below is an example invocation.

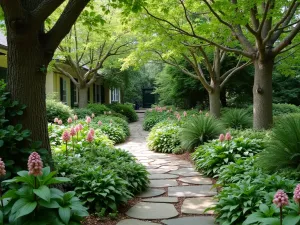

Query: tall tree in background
[54,8,135,108]
[0,0,140,158]
[143,0,300,129]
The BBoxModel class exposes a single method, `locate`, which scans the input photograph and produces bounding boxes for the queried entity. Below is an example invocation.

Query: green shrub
[46,99,73,122]
[147,121,181,153]
[256,114,300,172]
[53,145,149,213]
[2,166,88,224]
[222,108,252,129]
[273,103,300,116]
[192,137,264,177]
[87,104,111,116]
[74,168,132,213]
[213,174,296,225]
[92,115,130,137]
[228,128,269,141]
[180,115,224,151]
[73,108,93,119]
[143,110,172,131]
[99,124,126,144]
[107,103,138,122]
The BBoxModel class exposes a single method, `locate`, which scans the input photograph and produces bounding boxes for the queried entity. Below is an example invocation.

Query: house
[0,31,121,107]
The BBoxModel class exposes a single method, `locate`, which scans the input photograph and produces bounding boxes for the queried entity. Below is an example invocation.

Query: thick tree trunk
[253,59,274,129]
[79,87,88,108]
[208,86,221,118]
[6,32,52,164]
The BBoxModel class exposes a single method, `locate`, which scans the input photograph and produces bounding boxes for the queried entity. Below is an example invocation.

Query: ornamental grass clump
[256,114,300,172]
[180,115,225,151]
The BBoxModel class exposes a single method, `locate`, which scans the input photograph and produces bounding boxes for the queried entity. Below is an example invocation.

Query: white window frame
[110,88,120,103]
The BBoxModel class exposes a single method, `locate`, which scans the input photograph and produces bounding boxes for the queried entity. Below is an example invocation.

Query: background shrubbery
[107,103,138,122]
[46,99,74,122]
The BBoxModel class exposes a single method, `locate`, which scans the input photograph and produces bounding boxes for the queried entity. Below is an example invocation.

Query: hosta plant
[2,166,88,225]
[192,137,264,177]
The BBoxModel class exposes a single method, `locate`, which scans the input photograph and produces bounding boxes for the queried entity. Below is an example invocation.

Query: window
[73,86,78,105]
[60,78,67,103]
[111,88,120,103]
[94,84,101,103]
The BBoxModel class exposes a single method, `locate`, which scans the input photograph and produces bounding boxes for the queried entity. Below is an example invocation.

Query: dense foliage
[46,99,74,122]
[222,108,252,129]
[107,103,138,122]
[180,115,224,151]
[147,120,181,153]
[50,119,149,214]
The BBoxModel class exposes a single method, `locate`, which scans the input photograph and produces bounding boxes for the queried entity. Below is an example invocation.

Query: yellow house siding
[0,55,7,68]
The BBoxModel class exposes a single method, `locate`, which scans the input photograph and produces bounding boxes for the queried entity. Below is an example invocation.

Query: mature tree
[123,15,251,118]
[53,9,134,107]
[0,0,140,158]
[142,0,300,129]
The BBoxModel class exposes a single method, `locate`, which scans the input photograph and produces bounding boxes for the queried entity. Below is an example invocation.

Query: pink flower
[91,113,95,118]
[183,111,187,117]
[58,120,63,125]
[273,190,289,207]
[78,123,83,131]
[205,112,209,117]
[219,134,225,142]
[293,184,300,203]
[54,118,59,123]
[62,130,71,142]
[28,152,43,176]
[74,115,78,121]
[225,132,232,141]
[98,121,102,126]
[0,158,6,177]
[89,128,95,136]
[86,116,91,124]
[177,114,181,121]
[199,110,202,114]
[70,127,76,136]
[86,132,94,142]
[67,117,72,123]
[75,125,80,133]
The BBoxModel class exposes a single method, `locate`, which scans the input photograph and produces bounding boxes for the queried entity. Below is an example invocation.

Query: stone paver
[126,202,179,219]
[169,168,202,177]
[181,197,216,214]
[137,189,165,198]
[147,169,170,174]
[117,113,216,224]
[142,197,179,203]
[161,216,215,225]
[117,219,161,225]
[168,185,217,197]
[179,176,213,185]
[150,179,178,188]
[148,174,179,180]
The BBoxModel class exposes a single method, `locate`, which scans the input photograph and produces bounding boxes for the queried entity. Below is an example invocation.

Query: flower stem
[66,142,68,156]
[280,207,283,225]
[72,137,74,152]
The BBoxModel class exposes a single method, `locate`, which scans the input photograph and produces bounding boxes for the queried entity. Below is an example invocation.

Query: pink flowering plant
[1,152,88,224]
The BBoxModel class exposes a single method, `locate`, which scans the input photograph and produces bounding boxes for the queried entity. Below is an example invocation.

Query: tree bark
[79,87,88,108]
[208,84,221,118]
[253,59,274,129]
[6,31,52,164]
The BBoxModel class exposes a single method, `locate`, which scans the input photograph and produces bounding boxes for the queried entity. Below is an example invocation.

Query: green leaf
[33,185,51,202]
[0,210,3,224]
[59,207,71,224]
[39,199,60,209]
[16,201,37,219]
[0,140,3,147]
[48,177,71,185]
[259,204,269,215]
[283,214,300,225]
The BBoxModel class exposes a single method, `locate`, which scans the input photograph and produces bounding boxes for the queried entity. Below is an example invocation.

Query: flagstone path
[117,113,216,225]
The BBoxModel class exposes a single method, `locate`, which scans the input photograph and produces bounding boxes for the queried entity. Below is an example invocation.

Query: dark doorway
[142,88,155,108]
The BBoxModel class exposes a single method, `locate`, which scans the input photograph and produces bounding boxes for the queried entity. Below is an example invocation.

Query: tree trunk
[79,87,88,108]
[209,86,221,118]
[253,59,274,129]
[6,32,52,164]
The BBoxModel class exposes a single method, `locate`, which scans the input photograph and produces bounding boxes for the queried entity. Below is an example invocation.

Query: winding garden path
[117,113,216,225]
